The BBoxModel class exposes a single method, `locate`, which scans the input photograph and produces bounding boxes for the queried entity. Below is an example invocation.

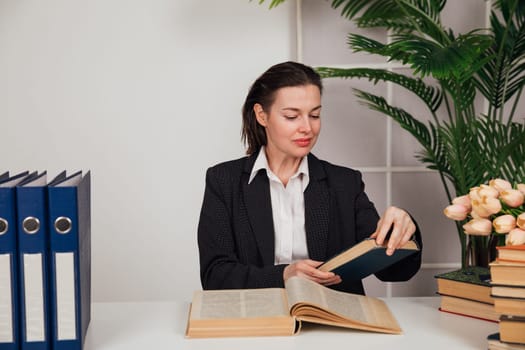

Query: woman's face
[255,84,321,161]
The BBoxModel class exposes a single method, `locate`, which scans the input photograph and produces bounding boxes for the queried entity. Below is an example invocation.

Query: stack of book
[0,170,91,350]
[488,245,525,349]
[435,266,500,322]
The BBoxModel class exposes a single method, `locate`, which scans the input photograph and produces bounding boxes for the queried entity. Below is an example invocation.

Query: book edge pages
[285,277,402,334]
[185,289,297,338]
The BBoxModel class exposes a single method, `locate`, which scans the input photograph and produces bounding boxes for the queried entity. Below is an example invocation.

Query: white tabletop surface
[83,297,498,350]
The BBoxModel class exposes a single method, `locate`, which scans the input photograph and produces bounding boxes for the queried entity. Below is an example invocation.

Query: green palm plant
[257,0,525,267]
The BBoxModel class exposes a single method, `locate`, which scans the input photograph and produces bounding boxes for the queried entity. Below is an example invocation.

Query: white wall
[1,0,296,301]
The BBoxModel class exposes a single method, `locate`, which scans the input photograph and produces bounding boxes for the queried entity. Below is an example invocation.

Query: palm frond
[385,31,492,80]
[347,34,389,55]
[253,0,287,9]
[476,0,525,113]
[317,67,443,113]
[352,89,433,149]
[331,0,449,43]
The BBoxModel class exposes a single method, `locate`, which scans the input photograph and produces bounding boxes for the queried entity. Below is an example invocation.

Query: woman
[198,61,422,294]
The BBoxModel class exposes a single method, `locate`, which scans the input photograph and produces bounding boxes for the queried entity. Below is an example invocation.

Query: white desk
[83,297,498,350]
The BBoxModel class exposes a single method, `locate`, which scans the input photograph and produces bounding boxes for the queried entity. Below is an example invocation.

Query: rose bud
[470,210,483,219]
[517,184,525,195]
[463,218,493,235]
[444,204,469,221]
[489,178,512,193]
[517,212,525,230]
[505,228,525,245]
[472,197,501,217]
[471,199,491,218]
[500,189,525,207]
[469,187,481,201]
[452,195,472,211]
[478,184,500,198]
[493,214,516,233]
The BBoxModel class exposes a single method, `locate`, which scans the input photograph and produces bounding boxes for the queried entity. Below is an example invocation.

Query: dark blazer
[198,151,422,294]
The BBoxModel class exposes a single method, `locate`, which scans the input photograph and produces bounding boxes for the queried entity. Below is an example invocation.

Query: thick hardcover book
[490,261,525,287]
[47,172,91,350]
[435,267,492,304]
[493,296,525,317]
[497,245,525,263]
[186,276,402,338]
[499,315,525,344]
[317,238,419,280]
[0,172,30,350]
[438,294,499,322]
[491,285,525,299]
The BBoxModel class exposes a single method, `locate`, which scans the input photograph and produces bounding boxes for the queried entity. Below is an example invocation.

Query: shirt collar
[248,146,310,190]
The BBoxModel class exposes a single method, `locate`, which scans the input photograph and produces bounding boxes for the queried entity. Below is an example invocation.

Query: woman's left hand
[369,206,416,256]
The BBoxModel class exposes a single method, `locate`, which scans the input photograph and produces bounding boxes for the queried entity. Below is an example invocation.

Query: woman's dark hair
[241,61,323,155]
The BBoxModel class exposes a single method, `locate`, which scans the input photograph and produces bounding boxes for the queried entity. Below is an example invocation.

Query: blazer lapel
[242,153,275,266]
[304,154,330,261]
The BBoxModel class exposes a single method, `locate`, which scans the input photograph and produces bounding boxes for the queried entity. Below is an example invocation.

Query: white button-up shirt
[248,147,310,265]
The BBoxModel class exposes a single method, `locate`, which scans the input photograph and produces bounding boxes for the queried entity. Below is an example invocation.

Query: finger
[375,211,396,245]
[385,224,404,256]
[304,259,324,268]
[398,221,415,247]
[322,276,342,286]
[370,218,383,239]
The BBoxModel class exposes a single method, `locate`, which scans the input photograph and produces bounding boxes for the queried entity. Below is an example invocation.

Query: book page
[190,288,289,320]
[285,276,399,330]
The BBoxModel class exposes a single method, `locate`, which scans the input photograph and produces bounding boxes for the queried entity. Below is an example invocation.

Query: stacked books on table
[435,266,500,322]
[488,245,525,349]
[0,170,91,350]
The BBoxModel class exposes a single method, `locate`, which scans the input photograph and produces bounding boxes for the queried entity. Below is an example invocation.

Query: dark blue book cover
[319,239,419,281]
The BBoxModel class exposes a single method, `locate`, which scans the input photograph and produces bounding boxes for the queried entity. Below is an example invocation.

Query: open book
[185,276,402,338]
[318,238,419,280]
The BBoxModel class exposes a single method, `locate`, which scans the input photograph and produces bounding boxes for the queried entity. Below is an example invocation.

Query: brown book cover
[499,315,525,344]
[438,294,500,322]
[491,285,525,299]
[186,276,402,338]
[493,296,525,316]
[490,261,525,287]
[497,245,525,263]
[435,267,493,304]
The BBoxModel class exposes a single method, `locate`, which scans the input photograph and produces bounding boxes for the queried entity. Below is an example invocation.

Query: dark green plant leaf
[316,67,443,112]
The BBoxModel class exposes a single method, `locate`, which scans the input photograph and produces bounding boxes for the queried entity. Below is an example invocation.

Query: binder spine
[48,184,82,350]
[17,186,50,350]
[0,186,19,350]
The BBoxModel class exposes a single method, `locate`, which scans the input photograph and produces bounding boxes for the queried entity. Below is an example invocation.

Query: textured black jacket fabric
[198,151,422,294]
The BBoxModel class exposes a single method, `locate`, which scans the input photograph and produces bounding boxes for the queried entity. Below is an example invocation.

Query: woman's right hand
[283,259,341,286]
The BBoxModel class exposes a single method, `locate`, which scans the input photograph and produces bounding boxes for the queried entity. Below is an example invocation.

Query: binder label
[23,253,45,341]
[55,252,77,340]
[0,254,13,342]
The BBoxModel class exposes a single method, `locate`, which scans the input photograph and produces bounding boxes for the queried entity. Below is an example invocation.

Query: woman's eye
[310,115,320,119]
[284,115,298,120]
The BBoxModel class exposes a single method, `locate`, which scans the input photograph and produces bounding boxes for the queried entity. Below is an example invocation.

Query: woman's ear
[254,103,267,127]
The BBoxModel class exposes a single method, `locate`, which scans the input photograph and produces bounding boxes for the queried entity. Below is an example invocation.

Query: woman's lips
[294,138,311,147]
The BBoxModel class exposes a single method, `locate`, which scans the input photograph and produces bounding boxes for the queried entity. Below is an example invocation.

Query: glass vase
[465,234,498,268]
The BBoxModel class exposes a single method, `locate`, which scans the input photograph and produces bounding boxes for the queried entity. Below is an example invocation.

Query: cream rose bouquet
[444,179,525,252]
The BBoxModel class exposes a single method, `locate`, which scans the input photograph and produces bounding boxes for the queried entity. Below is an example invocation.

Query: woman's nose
[298,116,311,133]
